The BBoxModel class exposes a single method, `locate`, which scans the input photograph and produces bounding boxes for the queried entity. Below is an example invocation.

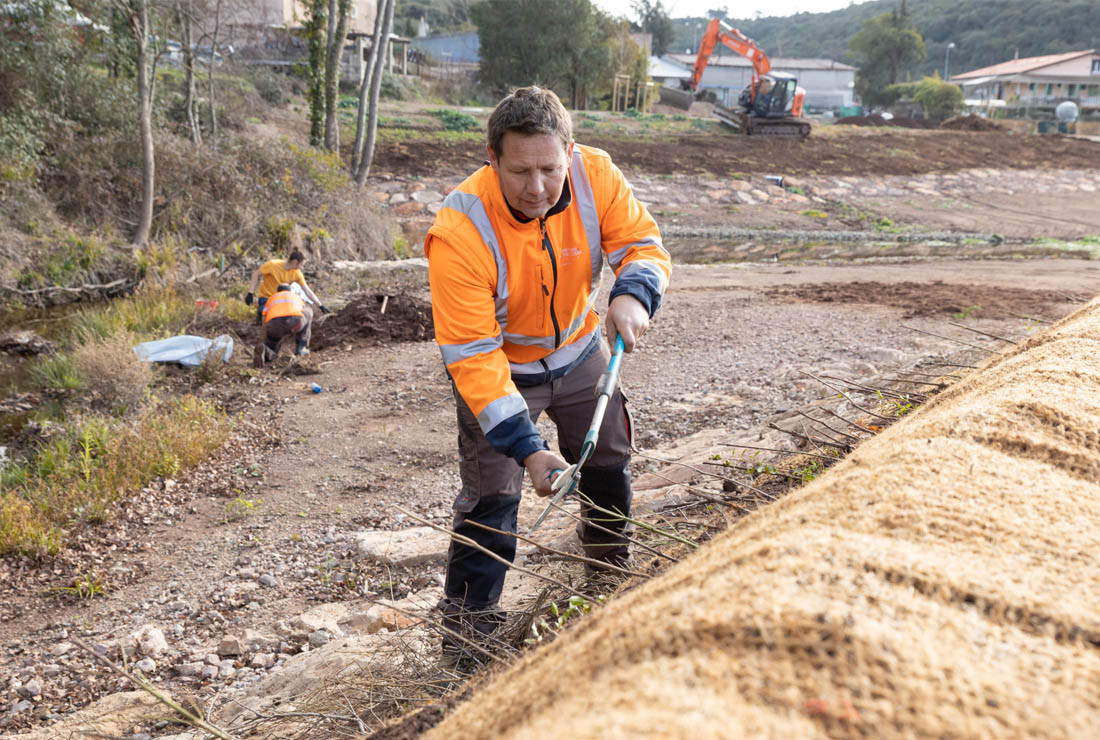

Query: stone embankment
[368,167,1100,219]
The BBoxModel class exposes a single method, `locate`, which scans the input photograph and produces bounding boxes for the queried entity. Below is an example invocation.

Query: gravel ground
[2,262,1100,734]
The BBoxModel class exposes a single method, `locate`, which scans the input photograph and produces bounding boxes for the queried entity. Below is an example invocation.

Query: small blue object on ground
[310,383,322,393]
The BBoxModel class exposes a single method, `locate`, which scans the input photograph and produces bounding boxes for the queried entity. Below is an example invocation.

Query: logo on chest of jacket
[560,246,583,264]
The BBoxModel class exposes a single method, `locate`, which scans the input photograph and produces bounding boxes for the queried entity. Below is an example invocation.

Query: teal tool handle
[597,334,625,395]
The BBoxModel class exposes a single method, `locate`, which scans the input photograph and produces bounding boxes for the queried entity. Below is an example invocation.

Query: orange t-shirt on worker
[257,259,306,299]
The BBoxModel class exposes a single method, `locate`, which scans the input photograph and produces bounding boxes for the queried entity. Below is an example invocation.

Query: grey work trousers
[443,338,634,613]
[263,307,313,360]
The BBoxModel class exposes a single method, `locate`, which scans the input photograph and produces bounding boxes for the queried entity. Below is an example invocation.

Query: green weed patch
[69,287,195,344]
[0,397,230,557]
[429,109,480,132]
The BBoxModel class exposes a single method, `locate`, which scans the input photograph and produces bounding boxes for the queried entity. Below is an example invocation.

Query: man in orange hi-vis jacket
[425,86,671,667]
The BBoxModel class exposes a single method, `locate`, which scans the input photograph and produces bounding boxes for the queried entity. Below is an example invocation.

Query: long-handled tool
[529,334,626,533]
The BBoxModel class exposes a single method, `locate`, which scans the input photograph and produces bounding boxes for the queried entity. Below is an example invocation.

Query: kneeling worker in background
[261,284,313,361]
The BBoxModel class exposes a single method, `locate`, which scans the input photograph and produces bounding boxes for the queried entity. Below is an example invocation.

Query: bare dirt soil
[311,294,435,351]
[375,129,1099,178]
[764,281,1086,319]
[3,121,1100,737]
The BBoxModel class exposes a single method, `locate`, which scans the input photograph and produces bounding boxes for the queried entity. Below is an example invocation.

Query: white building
[664,53,856,110]
[951,49,1100,113]
[648,55,691,88]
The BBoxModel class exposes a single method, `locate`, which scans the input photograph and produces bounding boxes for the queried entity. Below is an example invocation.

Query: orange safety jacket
[425,144,670,463]
[262,290,304,324]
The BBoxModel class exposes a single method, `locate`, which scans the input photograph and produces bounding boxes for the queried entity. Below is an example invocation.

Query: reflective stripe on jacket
[425,144,670,463]
[262,290,304,324]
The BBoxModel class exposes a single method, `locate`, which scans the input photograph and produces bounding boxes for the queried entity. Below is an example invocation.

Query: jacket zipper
[540,218,561,348]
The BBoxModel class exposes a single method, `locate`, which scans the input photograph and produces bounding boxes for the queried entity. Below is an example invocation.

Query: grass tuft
[0,396,231,557]
[30,352,84,391]
[70,286,195,344]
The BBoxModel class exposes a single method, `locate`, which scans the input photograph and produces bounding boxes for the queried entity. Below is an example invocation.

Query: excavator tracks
[714,107,810,140]
[748,120,812,139]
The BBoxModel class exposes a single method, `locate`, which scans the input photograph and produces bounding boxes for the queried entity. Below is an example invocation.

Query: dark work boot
[440,599,505,673]
[440,492,520,672]
[576,462,633,571]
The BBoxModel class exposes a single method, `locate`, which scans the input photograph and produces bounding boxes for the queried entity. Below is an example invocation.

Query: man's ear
[486,143,498,170]
[567,140,575,160]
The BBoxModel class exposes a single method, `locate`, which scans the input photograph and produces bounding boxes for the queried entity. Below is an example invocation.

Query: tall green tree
[631,0,674,55]
[472,0,642,109]
[847,0,926,106]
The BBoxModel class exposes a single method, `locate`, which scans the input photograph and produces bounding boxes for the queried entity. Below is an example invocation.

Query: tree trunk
[323,0,351,151]
[179,0,202,146]
[207,0,222,149]
[306,0,327,146]
[351,0,386,174]
[354,0,395,186]
[131,0,155,248]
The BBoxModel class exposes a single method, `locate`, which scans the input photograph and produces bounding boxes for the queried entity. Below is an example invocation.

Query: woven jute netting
[425,298,1100,739]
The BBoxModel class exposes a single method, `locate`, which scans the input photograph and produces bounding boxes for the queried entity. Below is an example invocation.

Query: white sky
[592,0,871,20]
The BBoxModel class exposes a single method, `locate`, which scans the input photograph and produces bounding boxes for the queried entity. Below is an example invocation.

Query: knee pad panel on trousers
[576,461,632,564]
[445,492,521,610]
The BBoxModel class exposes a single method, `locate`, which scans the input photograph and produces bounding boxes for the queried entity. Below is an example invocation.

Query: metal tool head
[551,463,579,495]
[527,335,626,535]
[529,464,578,533]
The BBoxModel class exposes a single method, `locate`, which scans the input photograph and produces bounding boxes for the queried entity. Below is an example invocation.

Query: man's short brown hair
[487,86,573,157]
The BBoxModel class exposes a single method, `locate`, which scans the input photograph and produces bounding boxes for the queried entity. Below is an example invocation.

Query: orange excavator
[663,18,810,139]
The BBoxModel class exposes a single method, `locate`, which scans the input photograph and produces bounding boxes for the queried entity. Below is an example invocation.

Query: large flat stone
[354,526,452,566]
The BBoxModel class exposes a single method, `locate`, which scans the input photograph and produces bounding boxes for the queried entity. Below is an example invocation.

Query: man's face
[287,258,303,270]
[489,132,572,220]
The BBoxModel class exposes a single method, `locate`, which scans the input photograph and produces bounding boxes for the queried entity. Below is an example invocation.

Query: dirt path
[4,253,1099,735]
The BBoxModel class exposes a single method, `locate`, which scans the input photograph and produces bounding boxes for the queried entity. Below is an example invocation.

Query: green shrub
[250,67,293,106]
[913,76,963,122]
[380,71,427,101]
[15,233,107,290]
[431,108,480,132]
[0,96,45,183]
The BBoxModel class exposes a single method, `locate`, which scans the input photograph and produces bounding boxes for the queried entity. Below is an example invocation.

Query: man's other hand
[320,305,332,315]
[523,449,568,497]
[245,292,254,306]
[606,294,649,352]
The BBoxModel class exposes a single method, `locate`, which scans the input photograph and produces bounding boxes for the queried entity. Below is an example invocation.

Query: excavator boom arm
[688,18,771,93]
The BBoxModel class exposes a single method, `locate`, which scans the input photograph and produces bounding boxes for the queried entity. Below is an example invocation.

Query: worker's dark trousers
[442,339,634,638]
[263,307,312,360]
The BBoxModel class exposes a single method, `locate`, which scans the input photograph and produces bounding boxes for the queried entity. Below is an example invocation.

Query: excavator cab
[740,73,805,119]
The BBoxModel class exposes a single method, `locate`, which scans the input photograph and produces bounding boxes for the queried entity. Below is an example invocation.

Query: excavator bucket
[659,86,695,110]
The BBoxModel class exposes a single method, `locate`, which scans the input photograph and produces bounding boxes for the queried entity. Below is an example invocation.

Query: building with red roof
[951,49,1100,113]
